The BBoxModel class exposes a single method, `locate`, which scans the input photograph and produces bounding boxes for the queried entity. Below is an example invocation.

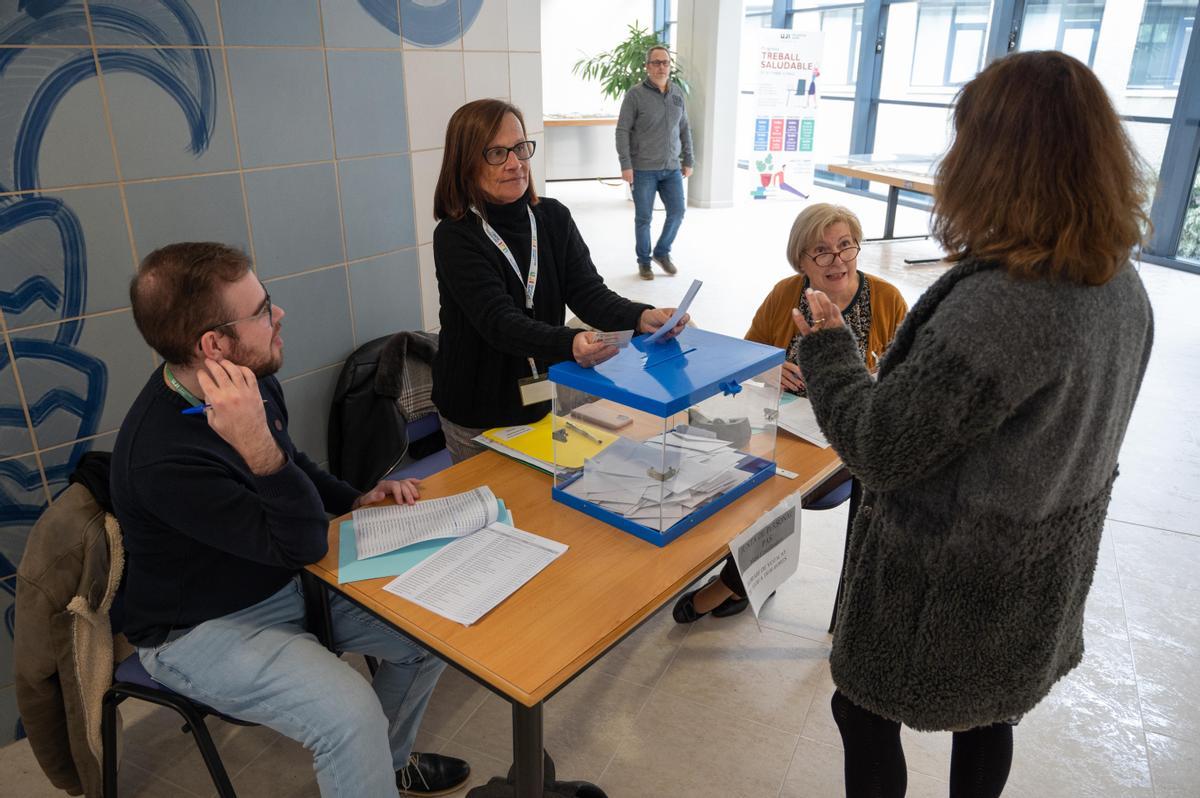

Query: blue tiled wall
[0,0,542,749]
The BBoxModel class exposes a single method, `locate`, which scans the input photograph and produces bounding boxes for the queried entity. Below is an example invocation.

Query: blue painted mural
[0,1,216,588]
[0,0,488,749]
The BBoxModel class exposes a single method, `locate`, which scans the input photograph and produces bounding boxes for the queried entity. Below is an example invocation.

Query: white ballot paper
[353,486,498,559]
[383,522,567,625]
[593,329,634,348]
[728,494,802,619]
[644,279,702,344]
[777,395,831,448]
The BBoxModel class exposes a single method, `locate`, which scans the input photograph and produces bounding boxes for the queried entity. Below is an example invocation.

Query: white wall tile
[465,51,511,102]
[463,0,509,51]
[509,52,543,134]
[410,147,444,247]
[529,130,545,197]
[418,243,440,331]
[403,51,467,151]
[506,0,540,52]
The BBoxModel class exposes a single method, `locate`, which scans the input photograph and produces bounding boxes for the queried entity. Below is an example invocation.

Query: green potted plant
[572,22,689,102]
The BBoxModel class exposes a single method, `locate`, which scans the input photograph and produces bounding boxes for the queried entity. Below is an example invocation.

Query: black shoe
[638,262,654,280]
[652,255,678,275]
[555,781,608,797]
[672,575,746,624]
[397,752,470,796]
[711,590,776,618]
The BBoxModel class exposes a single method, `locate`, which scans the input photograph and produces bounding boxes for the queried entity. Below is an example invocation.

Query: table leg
[882,186,899,240]
[513,702,544,798]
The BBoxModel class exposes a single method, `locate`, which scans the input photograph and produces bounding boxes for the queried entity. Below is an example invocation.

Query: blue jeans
[632,169,686,264]
[139,577,445,798]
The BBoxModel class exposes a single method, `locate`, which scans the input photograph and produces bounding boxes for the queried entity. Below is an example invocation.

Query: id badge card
[518,374,554,406]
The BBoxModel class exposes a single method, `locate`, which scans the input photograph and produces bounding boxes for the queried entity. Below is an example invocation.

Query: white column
[675,0,746,208]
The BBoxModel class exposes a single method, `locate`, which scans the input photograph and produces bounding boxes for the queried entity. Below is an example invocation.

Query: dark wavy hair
[933,50,1149,285]
[130,242,251,365]
[433,99,539,222]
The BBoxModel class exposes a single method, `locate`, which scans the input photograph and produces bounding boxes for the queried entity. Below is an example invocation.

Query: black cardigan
[111,369,360,646]
[432,196,650,428]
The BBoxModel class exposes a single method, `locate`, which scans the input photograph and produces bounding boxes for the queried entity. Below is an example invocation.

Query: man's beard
[227,330,282,378]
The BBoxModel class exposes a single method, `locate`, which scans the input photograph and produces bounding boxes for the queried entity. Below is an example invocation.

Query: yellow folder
[482,413,616,469]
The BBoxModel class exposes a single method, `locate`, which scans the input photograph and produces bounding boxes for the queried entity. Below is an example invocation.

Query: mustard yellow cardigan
[745,272,908,369]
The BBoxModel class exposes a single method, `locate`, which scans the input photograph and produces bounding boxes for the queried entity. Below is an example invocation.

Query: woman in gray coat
[793,51,1154,797]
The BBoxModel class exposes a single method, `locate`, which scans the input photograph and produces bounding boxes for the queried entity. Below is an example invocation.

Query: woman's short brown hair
[433,99,539,222]
[130,242,251,366]
[786,203,863,274]
[933,50,1148,285]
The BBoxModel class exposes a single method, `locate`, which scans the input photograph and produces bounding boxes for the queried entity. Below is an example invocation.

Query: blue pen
[181,400,267,415]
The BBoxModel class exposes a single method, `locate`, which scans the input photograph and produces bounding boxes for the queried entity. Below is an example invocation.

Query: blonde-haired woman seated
[673,203,907,622]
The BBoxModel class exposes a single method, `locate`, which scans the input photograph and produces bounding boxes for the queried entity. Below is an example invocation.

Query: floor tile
[451,667,653,784]
[427,736,511,796]
[1144,731,1200,798]
[655,609,829,735]
[1131,637,1200,745]
[590,603,691,688]
[418,665,490,741]
[597,690,797,798]
[757,563,839,645]
[1113,521,1200,593]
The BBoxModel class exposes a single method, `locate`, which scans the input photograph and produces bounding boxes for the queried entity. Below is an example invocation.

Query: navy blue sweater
[111,368,359,646]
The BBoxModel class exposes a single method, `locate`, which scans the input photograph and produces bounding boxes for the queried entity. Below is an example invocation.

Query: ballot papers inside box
[547,327,784,546]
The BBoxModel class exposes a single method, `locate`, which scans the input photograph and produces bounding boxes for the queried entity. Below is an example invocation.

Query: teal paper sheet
[337,500,512,584]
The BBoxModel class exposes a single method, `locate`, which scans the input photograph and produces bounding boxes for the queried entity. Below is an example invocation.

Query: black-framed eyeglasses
[805,246,860,268]
[646,59,671,68]
[210,292,273,332]
[483,140,536,166]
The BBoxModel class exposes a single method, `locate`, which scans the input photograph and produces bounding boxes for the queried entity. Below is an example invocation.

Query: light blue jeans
[632,168,686,264]
[138,576,445,798]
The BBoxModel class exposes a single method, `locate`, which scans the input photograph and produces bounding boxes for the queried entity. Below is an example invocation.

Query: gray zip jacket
[798,259,1153,730]
[615,79,694,171]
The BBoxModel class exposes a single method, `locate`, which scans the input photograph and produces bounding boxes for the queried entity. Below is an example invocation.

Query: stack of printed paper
[562,430,753,531]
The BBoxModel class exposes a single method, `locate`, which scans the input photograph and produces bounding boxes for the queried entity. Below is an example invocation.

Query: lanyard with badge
[472,205,554,406]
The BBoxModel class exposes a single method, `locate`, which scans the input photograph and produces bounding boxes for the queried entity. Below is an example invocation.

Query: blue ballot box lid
[548,327,785,417]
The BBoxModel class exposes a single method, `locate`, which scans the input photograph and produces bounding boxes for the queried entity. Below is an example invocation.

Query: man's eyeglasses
[211,293,273,332]
[483,140,536,166]
[647,59,671,68]
[805,246,860,268]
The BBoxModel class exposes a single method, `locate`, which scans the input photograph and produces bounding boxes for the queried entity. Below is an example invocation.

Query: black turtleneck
[432,196,651,428]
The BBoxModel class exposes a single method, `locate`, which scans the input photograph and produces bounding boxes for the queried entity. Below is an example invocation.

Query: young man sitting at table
[110,242,469,797]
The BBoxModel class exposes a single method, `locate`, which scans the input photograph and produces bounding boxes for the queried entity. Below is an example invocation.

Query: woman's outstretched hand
[792,288,845,336]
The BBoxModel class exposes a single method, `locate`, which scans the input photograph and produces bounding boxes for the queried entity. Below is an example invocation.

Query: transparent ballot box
[547,327,783,546]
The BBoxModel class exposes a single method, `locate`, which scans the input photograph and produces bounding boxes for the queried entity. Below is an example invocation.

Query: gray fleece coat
[798,259,1153,731]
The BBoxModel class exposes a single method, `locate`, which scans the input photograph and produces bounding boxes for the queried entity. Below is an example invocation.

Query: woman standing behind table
[793,51,1153,797]
[672,203,907,622]
[432,99,686,463]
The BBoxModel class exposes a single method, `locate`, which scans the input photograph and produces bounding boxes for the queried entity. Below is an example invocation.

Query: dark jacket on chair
[15,479,131,797]
[327,330,441,491]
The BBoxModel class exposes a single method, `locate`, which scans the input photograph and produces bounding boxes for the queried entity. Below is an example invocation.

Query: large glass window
[1180,158,1200,263]
[1019,1,1105,66]
[789,4,864,92]
[1129,0,1196,88]
[910,1,991,87]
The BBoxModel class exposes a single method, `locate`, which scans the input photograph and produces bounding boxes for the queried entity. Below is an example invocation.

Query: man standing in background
[616,44,694,280]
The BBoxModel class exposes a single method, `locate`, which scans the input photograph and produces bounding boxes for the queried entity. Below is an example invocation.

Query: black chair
[101,653,253,797]
[102,573,342,797]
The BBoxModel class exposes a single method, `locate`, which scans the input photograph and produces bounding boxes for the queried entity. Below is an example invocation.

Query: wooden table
[307,436,841,797]
[826,161,936,240]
